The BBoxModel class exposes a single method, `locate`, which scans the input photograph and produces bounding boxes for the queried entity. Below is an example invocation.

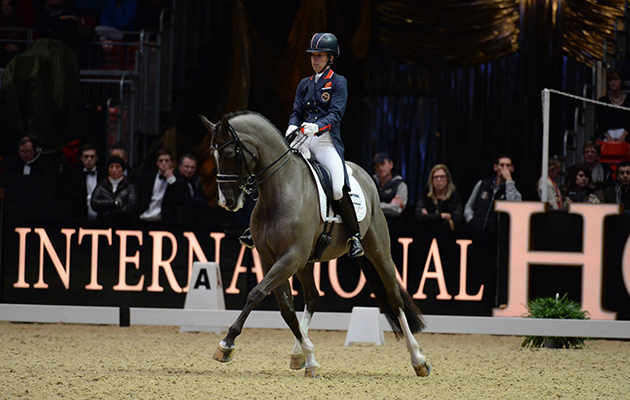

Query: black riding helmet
[307,33,339,67]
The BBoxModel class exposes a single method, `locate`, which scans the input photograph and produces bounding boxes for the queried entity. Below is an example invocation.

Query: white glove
[285,125,298,137]
[301,122,319,137]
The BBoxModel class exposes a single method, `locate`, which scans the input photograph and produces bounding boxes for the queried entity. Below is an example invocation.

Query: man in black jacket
[137,148,177,221]
[604,161,630,211]
[68,143,102,220]
[464,154,522,232]
[162,153,208,222]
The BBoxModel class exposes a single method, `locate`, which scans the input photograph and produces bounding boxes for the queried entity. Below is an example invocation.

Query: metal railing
[0,28,163,167]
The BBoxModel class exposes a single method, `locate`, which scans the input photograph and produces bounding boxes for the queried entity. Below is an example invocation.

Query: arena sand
[0,321,628,399]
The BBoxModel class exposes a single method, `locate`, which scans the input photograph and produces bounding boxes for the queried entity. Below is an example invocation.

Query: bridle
[212,122,305,195]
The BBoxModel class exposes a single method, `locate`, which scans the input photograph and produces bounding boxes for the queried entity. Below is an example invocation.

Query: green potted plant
[521,293,591,349]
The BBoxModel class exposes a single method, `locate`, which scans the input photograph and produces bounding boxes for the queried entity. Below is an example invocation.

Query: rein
[214,124,305,195]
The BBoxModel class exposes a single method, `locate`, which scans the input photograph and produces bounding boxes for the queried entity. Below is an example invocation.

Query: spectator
[371,152,407,226]
[415,164,463,231]
[2,135,53,175]
[68,143,102,220]
[464,154,522,232]
[90,155,137,220]
[162,153,208,222]
[580,141,614,190]
[537,157,563,210]
[604,161,630,211]
[0,0,27,66]
[137,148,177,221]
[561,163,603,206]
[109,141,134,180]
[596,68,630,142]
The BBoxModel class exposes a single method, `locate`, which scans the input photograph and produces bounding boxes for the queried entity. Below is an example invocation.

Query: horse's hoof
[414,360,432,377]
[213,345,235,363]
[290,353,306,370]
[304,366,322,378]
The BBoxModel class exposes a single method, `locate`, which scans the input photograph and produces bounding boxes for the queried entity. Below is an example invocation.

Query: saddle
[300,153,366,223]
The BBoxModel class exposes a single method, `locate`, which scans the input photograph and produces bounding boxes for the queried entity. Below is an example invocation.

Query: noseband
[212,123,303,195]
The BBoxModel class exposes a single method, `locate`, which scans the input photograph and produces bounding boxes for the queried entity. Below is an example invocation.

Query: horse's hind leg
[397,305,431,376]
[361,220,431,377]
[273,279,321,377]
[290,263,320,371]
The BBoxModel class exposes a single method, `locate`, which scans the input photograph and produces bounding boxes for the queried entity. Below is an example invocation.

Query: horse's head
[199,114,258,212]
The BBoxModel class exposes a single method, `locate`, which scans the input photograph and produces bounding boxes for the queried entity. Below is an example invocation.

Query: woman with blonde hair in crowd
[537,157,563,210]
[415,164,463,231]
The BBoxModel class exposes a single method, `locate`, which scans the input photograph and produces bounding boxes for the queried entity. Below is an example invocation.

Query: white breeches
[299,133,345,200]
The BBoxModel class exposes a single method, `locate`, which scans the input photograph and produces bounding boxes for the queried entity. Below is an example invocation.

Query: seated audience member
[415,164,463,231]
[90,155,137,219]
[604,161,630,211]
[68,143,102,220]
[580,141,614,189]
[162,153,208,222]
[537,158,563,210]
[137,148,177,221]
[371,152,407,227]
[3,135,53,175]
[561,163,604,205]
[596,68,630,142]
[464,154,522,232]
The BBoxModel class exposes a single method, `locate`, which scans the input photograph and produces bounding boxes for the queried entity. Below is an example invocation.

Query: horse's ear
[220,115,231,132]
[199,114,217,133]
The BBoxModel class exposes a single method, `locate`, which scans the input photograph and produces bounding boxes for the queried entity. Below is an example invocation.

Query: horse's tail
[357,258,426,339]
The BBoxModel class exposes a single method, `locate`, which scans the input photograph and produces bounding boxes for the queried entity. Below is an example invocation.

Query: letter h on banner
[492,201,618,320]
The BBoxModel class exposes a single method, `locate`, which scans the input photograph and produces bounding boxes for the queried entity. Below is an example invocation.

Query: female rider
[240,33,364,258]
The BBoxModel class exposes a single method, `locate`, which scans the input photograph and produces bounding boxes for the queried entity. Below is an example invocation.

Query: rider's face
[311,52,330,74]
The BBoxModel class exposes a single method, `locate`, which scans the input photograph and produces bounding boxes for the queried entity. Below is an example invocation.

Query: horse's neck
[255,153,309,206]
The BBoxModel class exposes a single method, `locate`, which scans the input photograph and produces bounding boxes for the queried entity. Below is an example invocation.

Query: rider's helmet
[307,33,340,58]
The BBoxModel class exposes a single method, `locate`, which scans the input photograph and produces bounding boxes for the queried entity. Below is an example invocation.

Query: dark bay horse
[200,111,431,377]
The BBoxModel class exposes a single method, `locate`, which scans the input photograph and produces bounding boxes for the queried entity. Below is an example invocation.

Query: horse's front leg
[213,254,304,366]
[273,279,321,378]
[290,263,319,371]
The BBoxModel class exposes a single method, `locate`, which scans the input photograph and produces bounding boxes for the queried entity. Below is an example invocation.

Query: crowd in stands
[0,135,220,226]
[0,0,167,67]
[3,130,630,231]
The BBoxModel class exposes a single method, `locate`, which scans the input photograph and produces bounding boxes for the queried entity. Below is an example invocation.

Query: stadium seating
[598,141,630,173]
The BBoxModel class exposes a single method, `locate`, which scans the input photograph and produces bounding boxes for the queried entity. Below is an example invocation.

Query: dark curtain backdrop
[198,0,623,207]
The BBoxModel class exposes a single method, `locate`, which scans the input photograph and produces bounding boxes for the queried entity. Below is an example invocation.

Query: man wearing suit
[162,153,208,222]
[68,143,102,220]
[137,148,177,221]
[3,135,54,175]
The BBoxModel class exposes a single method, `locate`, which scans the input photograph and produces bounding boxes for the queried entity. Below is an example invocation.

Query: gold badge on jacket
[321,92,330,102]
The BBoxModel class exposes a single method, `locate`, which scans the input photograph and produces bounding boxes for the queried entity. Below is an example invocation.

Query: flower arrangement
[521,293,591,349]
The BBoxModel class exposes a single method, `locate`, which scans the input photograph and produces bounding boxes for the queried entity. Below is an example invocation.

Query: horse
[199,111,432,378]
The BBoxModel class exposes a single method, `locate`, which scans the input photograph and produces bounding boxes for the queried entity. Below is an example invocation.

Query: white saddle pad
[301,153,367,223]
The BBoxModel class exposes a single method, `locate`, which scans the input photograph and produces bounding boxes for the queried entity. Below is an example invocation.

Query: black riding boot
[334,193,364,258]
[239,227,255,249]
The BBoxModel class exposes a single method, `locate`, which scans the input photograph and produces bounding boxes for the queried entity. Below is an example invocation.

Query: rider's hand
[301,123,319,137]
[286,125,298,137]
